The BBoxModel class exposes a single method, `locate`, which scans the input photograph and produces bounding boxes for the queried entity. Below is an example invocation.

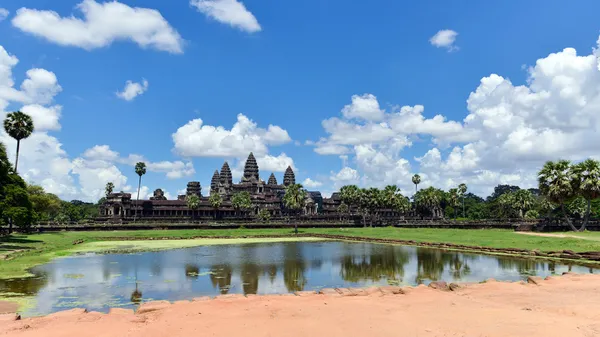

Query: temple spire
[211,170,220,193]
[268,173,278,185]
[242,152,259,182]
[220,162,232,186]
[283,166,295,186]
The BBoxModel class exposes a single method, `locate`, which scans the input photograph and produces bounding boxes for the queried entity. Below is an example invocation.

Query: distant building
[98,153,326,221]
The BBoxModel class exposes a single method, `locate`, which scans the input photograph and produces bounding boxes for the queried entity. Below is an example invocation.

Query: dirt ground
[2,273,600,337]
[516,232,600,241]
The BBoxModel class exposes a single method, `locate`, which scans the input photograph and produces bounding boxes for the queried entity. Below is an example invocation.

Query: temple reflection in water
[1,241,597,316]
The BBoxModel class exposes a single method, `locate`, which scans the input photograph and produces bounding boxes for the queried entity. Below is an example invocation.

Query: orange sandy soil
[2,273,600,337]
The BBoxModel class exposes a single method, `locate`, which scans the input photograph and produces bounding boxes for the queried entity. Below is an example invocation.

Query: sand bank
[2,273,600,336]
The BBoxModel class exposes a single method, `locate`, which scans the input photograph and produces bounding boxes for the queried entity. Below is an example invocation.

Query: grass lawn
[2,227,600,280]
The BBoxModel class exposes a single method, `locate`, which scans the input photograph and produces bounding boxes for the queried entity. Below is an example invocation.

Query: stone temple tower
[210,170,220,195]
[283,166,295,186]
[220,162,233,187]
[267,173,278,185]
[242,152,260,182]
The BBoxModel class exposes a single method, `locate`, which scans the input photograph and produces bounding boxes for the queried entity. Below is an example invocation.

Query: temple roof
[210,170,220,191]
[220,162,232,185]
[283,166,295,186]
[268,173,278,185]
[242,152,259,182]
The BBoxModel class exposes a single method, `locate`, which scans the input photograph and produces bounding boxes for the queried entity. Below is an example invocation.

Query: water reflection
[283,243,307,292]
[340,246,409,284]
[210,264,233,294]
[0,241,597,317]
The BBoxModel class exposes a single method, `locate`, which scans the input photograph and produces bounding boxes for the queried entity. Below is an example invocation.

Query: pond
[1,240,597,316]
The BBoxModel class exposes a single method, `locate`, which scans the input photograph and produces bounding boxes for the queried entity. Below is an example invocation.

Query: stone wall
[20,218,600,232]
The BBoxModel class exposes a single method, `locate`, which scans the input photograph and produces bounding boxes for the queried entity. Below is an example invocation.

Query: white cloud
[12,0,184,53]
[0,8,9,22]
[312,34,600,197]
[302,178,322,188]
[172,113,291,157]
[0,44,196,202]
[256,153,295,172]
[20,104,62,131]
[190,0,261,33]
[429,29,458,51]
[82,145,196,180]
[83,145,120,161]
[342,94,384,121]
[116,79,148,101]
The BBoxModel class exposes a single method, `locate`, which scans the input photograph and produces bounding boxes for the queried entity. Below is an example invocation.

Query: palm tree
[3,111,35,173]
[573,159,600,231]
[231,191,252,217]
[105,182,114,197]
[497,192,516,218]
[448,188,460,219]
[339,185,360,215]
[283,183,307,234]
[414,187,443,220]
[458,183,467,218]
[513,189,535,219]
[209,193,223,220]
[538,160,579,231]
[412,174,421,193]
[133,162,146,222]
[186,194,200,221]
[363,187,383,226]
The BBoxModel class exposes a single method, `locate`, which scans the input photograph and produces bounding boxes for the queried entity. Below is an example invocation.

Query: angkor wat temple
[98,153,365,222]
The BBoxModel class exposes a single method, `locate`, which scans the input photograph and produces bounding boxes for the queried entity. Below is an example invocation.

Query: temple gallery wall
[98,152,406,222]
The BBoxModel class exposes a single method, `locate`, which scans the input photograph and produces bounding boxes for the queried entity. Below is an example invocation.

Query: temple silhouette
[98,152,344,221]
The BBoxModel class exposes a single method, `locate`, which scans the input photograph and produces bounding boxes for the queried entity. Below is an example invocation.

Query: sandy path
[2,274,600,337]
[516,232,600,241]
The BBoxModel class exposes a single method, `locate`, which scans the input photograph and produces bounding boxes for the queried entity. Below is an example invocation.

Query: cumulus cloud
[342,94,385,121]
[190,0,261,33]
[313,35,600,197]
[172,113,291,157]
[302,178,322,188]
[83,145,196,180]
[0,44,195,201]
[0,8,9,22]
[429,29,458,51]
[12,0,184,53]
[116,79,148,101]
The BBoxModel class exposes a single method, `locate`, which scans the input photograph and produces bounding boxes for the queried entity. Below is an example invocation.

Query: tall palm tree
[513,189,535,219]
[209,193,223,220]
[3,111,35,173]
[497,192,516,218]
[186,194,200,221]
[363,187,383,226]
[415,187,443,220]
[573,159,600,230]
[448,188,460,219]
[283,183,307,234]
[538,160,579,231]
[105,182,114,197]
[231,191,252,217]
[412,174,421,193]
[133,162,146,222]
[339,185,360,215]
[458,183,467,218]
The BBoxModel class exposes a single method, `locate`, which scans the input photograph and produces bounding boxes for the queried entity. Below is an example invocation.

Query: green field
[2,228,600,280]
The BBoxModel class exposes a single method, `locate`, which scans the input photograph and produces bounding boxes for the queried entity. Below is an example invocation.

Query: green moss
[0,293,36,313]
[70,237,324,254]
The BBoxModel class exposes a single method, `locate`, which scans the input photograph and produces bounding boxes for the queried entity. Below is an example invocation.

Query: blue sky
[1,0,600,201]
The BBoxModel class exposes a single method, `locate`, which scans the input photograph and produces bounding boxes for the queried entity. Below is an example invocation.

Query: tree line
[3,110,599,233]
[338,160,600,231]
